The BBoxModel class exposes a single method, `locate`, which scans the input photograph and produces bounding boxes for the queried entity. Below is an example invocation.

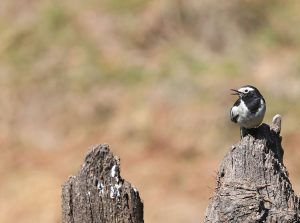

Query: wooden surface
[62,144,144,223]
[205,115,300,222]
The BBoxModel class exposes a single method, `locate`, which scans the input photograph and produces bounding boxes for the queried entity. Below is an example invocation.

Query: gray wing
[230,99,240,123]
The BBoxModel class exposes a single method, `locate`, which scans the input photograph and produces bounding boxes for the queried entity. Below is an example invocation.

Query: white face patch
[238,87,254,94]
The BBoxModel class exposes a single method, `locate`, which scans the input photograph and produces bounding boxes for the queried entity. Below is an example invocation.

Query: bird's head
[231,85,263,99]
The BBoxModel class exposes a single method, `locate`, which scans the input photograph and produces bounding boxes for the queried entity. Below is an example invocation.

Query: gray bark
[205,115,300,222]
[62,144,144,223]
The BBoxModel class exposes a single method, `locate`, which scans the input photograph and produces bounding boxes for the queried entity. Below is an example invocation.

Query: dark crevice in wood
[69,181,75,223]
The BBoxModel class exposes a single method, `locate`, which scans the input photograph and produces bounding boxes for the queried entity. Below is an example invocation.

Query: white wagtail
[230,85,266,137]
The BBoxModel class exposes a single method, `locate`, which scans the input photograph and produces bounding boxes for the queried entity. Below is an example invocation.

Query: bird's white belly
[237,100,266,128]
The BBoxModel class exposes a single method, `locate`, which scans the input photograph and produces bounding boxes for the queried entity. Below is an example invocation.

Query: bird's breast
[237,99,266,128]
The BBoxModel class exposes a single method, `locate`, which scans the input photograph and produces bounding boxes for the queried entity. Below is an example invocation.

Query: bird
[230,85,266,137]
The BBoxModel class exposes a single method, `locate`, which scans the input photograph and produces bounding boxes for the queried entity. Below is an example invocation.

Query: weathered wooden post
[205,115,300,222]
[62,144,144,223]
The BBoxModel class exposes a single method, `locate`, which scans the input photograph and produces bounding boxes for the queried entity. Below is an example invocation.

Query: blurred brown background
[1,0,300,222]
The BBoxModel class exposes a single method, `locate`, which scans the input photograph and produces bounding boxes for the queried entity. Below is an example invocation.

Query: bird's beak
[230,89,242,96]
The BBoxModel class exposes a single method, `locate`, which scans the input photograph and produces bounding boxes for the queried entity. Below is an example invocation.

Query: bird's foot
[240,126,262,139]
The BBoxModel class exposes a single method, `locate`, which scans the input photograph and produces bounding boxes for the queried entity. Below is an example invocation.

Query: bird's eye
[244,89,249,93]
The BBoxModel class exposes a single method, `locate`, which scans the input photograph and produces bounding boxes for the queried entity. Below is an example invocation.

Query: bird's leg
[240,127,243,139]
[240,127,259,139]
[240,127,248,139]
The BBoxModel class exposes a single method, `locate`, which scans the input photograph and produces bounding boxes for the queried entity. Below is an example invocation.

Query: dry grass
[1,0,300,222]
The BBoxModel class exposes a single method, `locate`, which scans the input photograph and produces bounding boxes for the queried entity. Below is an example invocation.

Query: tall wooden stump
[205,115,300,222]
[62,144,144,223]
